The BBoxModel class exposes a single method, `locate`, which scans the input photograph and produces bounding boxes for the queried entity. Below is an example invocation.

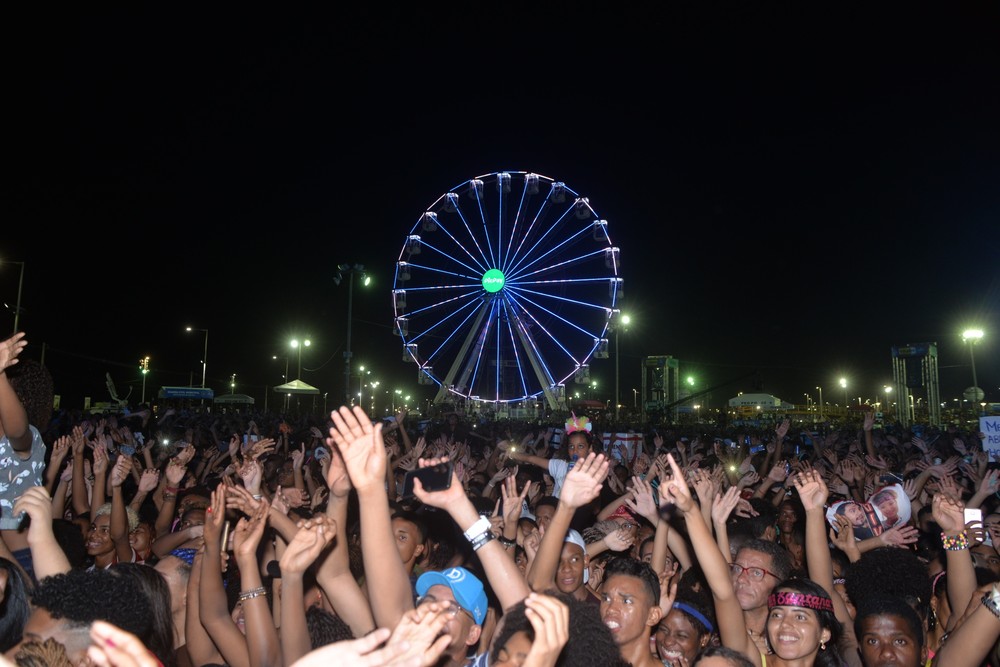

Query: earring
[820,639,827,651]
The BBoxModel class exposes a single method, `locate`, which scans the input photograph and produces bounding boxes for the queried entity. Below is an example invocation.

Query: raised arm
[526,453,609,594]
[12,486,71,578]
[661,454,759,665]
[414,454,535,611]
[316,446,376,638]
[327,405,413,630]
[932,492,977,633]
[278,514,335,667]
[792,468,861,667]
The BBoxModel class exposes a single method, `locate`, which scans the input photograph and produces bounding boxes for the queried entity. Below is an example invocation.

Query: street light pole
[186,327,209,388]
[140,356,150,404]
[614,313,630,421]
[291,339,311,380]
[335,263,369,405]
[963,328,984,415]
[839,378,847,408]
[816,386,823,420]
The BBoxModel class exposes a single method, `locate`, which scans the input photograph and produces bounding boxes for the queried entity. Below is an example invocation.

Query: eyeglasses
[416,595,475,622]
[729,562,780,581]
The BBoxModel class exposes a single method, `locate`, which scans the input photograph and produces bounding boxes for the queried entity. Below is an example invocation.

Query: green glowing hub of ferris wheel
[482,269,505,293]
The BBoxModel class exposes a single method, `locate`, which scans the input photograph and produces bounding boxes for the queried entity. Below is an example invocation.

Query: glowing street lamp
[963,328,985,415]
[139,356,150,404]
[614,312,631,420]
[290,338,311,380]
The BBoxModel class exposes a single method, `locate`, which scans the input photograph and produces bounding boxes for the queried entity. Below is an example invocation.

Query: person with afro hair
[6,567,153,665]
[843,547,932,630]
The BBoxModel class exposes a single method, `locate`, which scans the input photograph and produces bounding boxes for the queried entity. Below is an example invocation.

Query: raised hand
[775,418,790,441]
[0,331,27,372]
[602,526,635,553]
[932,493,966,535]
[247,437,276,461]
[558,453,609,509]
[411,457,465,509]
[109,455,132,487]
[137,468,160,493]
[501,474,531,531]
[522,592,571,667]
[324,446,353,499]
[791,468,828,511]
[236,458,263,494]
[711,485,742,525]
[624,476,659,525]
[382,601,452,667]
[660,454,696,513]
[280,515,336,576]
[232,497,270,560]
[829,514,857,550]
[327,406,387,493]
[93,442,110,476]
[879,523,920,549]
[12,485,55,536]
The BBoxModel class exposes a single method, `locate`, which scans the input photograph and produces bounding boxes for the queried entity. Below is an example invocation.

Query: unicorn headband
[565,412,592,435]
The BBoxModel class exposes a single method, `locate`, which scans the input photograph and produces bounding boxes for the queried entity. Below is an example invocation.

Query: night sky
[3,5,999,416]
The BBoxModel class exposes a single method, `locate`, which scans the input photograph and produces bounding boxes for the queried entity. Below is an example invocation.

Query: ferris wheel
[393,171,622,411]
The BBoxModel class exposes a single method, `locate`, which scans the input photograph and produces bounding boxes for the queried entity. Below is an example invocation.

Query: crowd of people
[3,328,1000,667]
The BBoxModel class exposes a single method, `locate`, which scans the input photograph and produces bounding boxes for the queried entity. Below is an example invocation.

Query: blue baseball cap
[415,566,488,625]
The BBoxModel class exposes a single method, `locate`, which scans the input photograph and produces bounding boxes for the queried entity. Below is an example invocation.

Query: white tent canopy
[273,379,321,395]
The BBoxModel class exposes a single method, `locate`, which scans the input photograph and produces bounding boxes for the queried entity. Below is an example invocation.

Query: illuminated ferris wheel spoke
[501,301,532,400]
[504,207,575,277]
[506,223,594,281]
[448,195,495,271]
[509,306,559,391]
[506,284,613,317]
[504,289,605,342]
[419,215,493,275]
[457,300,496,396]
[500,183,532,270]
[414,239,489,276]
[505,293,582,368]
[508,247,606,284]
[408,294,484,350]
[402,289,480,319]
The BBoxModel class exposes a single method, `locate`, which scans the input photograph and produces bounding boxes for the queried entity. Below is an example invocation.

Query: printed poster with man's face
[826,483,911,540]
[826,499,885,541]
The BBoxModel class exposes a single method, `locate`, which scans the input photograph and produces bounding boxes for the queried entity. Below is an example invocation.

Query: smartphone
[401,460,454,500]
[965,508,984,534]
[750,445,765,454]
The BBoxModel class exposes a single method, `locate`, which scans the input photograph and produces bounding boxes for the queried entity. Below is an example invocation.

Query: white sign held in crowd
[983,416,1000,462]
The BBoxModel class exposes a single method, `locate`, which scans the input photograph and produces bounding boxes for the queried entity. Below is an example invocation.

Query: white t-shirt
[0,425,46,530]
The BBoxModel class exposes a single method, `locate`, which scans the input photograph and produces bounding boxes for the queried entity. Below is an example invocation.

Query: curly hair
[489,590,628,667]
[108,563,175,667]
[853,595,924,650]
[306,606,355,648]
[6,358,54,430]
[844,547,931,622]
[29,568,153,641]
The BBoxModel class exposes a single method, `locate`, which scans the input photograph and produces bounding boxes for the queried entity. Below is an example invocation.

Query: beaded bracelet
[941,531,970,551]
[239,586,268,602]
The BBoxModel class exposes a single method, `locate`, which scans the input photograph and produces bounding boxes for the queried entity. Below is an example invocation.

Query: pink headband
[768,591,834,613]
